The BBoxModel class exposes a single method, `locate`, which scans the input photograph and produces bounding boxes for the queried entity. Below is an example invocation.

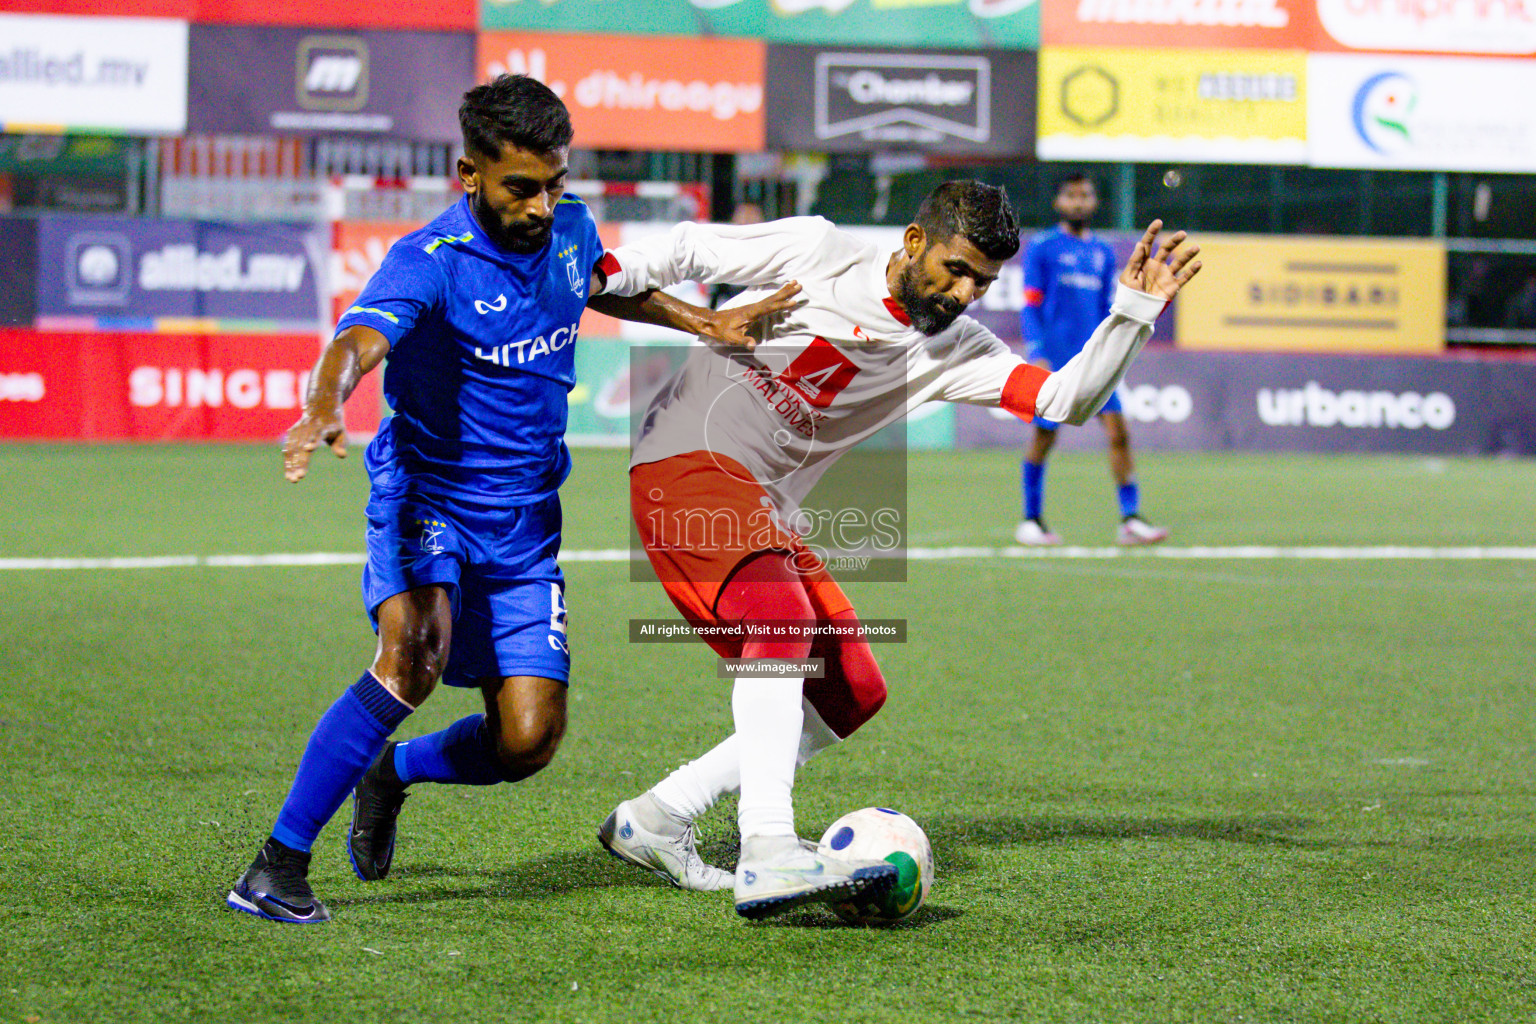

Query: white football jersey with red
[601,216,1164,513]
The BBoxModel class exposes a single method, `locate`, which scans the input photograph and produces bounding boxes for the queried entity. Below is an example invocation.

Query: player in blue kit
[226,75,791,924]
[1016,173,1169,547]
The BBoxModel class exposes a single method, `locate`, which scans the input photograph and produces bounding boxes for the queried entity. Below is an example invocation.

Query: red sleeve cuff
[1001,363,1049,421]
[595,251,621,286]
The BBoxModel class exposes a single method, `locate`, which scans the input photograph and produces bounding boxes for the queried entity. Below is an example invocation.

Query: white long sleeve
[601,217,841,296]
[1033,283,1166,425]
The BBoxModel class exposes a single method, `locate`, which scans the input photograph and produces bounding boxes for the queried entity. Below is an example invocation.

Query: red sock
[803,610,887,738]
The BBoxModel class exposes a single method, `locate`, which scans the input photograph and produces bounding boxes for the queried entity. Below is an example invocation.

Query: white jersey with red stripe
[600,216,1165,513]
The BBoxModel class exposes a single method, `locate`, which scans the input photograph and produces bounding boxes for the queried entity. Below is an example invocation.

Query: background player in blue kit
[226,75,792,924]
[1016,173,1169,547]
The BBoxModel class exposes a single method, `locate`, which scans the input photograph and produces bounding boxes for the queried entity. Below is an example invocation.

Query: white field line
[1,546,1534,571]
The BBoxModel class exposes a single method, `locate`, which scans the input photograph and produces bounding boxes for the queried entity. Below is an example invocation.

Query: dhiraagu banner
[1037,46,1307,164]
[479,0,1039,50]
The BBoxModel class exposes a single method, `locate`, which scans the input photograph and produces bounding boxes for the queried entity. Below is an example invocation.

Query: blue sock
[270,672,412,853]
[1118,481,1140,519]
[1022,460,1046,521]
[395,714,505,786]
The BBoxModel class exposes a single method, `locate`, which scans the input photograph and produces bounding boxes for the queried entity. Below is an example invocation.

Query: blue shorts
[361,485,570,687]
[1025,349,1122,431]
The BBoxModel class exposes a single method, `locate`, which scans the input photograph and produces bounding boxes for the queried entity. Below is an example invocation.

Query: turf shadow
[924,812,1311,876]
[328,848,666,907]
[757,903,964,930]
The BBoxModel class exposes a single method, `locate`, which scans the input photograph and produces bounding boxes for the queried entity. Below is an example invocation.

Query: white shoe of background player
[1014,518,1062,546]
[733,834,896,920]
[1117,515,1170,546]
[598,793,732,892]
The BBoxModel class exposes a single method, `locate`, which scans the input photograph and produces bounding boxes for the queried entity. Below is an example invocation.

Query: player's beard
[472,192,553,254]
[894,260,964,336]
[1064,216,1089,232]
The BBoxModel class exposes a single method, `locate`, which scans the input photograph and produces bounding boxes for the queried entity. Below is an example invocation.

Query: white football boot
[733,834,897,920]
[597,793,732,892]
[1117,515,1170,546]
[1014,518,1062,546]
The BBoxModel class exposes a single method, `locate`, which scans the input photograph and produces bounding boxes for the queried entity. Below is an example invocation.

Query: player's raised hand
[697,281,804,352]
[282,410,348,483]
[1119,220,1201,300]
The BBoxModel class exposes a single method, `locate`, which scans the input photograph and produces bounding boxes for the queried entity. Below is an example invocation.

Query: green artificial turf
[1,444,1533,1023]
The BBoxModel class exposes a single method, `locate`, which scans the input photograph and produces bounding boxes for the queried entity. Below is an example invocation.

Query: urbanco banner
[766,45,1035,157]
[0,15,188,135]
[954,348,1536,457]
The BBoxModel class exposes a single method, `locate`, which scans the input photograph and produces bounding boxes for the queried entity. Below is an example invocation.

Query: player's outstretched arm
[282,324,390,483]
[587,282,803,353]
[1119,219,1201,299]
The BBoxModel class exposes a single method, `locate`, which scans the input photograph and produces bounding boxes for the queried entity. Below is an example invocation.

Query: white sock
[650,734,741,820]
[650,698,838,821]
[733,675,804,840]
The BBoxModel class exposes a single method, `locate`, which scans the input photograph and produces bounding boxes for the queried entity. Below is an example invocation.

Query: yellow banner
[1175,235,1446,354]
[1037,46,1307,163]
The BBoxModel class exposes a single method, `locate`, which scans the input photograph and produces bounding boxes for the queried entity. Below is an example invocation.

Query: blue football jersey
[1021,228,1117,369]
[336,195,603,506]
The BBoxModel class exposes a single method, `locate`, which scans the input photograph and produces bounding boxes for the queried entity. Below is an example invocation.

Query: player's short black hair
[459,74,574,159]
[914,180,1020,261]
[1055,171,1096,195]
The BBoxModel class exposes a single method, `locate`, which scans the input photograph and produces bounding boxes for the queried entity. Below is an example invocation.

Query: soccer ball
[818,807,934,924]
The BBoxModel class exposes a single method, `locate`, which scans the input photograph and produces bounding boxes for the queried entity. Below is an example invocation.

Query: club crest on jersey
[475,294,507,315]
[414,517,448,554]
[559,243,583,296]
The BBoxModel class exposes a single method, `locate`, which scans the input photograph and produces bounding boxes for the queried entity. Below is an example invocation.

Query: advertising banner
[478,32,765,153]
[1312,0,1536,56]
[331,219,420,324]
[1037,46,1307,163]
[1308,54,1536,172]
[35,214,328,333]
[0,328,382,441]
[1042,0,1535,55]
[188,25,473,141]
[765,45,1035,157]
[0,217,38,328]
[956,348,1536,457]
[480,0,1039,50]
[4,0,474,30]
[0,15,188,135]
[1175,234,1444,354]
[1042,0,1321,49]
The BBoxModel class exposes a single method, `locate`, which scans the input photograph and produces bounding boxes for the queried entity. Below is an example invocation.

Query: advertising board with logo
[35,214,328,333]
[478,32,765,153]
[1308,54,1536,172]
[954,348,1536,457]
[1174,234,1445,354]
[331,219,419,324]
[188,25,473,142]
[765,45,1035,157]
[0,328,382,441]
[1043,0,1535,55]
[0,15,188,135]
[4,0,474,30]
[1037,46,1307,162]
[1042,0,1321,49]
[481,0,1038,50]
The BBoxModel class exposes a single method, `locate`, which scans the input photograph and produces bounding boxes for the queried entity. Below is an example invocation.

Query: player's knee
[492,717,563,781]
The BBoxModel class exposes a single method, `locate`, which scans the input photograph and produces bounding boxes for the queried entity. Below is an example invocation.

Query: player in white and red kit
[591,183,1201,919]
